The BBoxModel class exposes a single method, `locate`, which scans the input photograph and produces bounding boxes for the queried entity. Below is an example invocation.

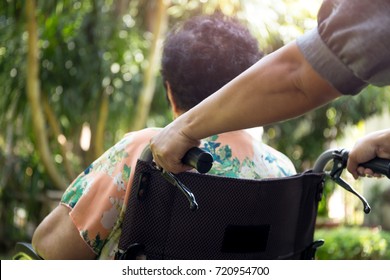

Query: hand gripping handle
[140,145,213,211]
[141,145,213,173]
[360,157,390,179]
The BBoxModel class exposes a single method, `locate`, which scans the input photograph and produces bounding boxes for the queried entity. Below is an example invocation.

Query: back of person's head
[161,14,262,112]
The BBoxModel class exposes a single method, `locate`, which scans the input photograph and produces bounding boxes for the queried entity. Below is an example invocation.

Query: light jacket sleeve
[297,0,390,95]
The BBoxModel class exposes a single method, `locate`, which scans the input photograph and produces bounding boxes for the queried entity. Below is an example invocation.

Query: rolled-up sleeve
[297,0,390,95]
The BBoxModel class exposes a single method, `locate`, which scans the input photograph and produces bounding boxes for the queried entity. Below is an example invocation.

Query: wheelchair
[13,146,390,260]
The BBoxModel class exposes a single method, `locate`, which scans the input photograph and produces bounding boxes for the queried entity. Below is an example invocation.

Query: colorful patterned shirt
[60,128,296,259]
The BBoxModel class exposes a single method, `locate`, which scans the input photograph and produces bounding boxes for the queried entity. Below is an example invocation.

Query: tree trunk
[42,94,76,180]
[131,0,168,131]
[94,89,110,158]
[91,0,132,159]
[26,0,67,190]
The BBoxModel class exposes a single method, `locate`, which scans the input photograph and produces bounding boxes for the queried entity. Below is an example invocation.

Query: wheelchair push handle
[140,145,213,211]
[141,145,213,173]
[313,148,390,178]
[313,148,390,214]
[359,158,390,178]
[181,147,213,174]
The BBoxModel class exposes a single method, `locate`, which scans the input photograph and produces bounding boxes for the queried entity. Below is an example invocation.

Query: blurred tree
[264,87,390,171]
[0,0,245,254]
[233,0,390,171]
[26,0,68,190]
[131,0,168,131]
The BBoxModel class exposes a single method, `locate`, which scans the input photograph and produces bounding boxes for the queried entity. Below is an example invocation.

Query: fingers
[346,148,365,179]
[150,142,187,174]
[347,129,390,179]
[356,166,383,178]
[346,136,377,179]
[347,158,359,179]
[149,124,200,174]
[348,150,384,179]
[151,146,192,174]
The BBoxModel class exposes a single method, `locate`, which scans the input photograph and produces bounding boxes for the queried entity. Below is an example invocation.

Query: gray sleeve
[297,0,390,95]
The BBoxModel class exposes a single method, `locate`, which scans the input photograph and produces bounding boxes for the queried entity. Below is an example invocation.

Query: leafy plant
[314,226,390,260]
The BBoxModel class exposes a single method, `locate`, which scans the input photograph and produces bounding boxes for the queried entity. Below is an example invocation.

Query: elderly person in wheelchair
[30,14,296,260]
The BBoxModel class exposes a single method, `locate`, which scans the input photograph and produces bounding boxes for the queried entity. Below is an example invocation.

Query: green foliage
[0,0,244,255]
[0,0,153,254]
[315,227,390,260]
[316,180,337,218]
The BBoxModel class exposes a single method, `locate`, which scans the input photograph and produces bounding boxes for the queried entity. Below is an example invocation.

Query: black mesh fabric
[117,159,325,260]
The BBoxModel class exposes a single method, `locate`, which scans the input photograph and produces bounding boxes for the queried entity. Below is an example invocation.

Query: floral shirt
[60,128,296,259]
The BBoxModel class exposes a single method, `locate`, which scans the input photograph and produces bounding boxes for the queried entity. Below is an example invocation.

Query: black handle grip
[360,158,390,179]
[181,147,213,174]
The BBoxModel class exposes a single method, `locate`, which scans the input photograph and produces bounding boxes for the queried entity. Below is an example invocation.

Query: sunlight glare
[242,0,322,44]
[328,189,346,221]
[80,122,91,151]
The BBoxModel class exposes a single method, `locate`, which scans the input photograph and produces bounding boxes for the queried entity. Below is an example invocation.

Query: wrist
[175,109,204,143]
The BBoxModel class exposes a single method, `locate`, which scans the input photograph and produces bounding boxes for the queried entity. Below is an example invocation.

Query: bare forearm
[179,41,340,140]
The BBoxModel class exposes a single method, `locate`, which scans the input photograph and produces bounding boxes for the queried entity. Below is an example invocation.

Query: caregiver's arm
[150,41,341,173]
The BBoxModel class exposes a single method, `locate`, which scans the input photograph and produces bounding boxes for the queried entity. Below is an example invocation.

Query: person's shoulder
[123,127,161,139]
[115,127,162,156]
[262,144,296,173]
[261,143,290,161]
